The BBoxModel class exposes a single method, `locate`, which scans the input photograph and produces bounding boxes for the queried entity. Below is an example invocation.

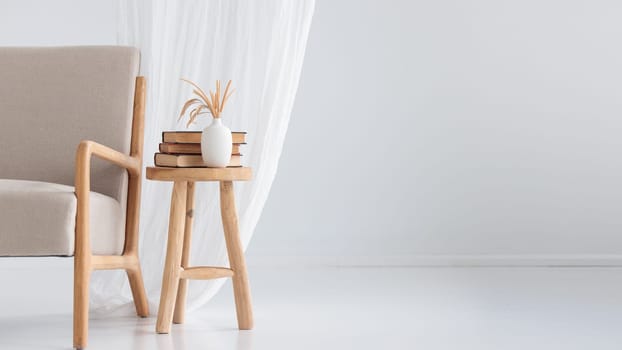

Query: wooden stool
[146,166,254,334]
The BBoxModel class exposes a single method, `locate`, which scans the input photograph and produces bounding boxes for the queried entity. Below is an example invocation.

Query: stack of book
[155,131,247,167]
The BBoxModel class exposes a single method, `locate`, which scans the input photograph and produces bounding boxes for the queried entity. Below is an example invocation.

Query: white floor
[2,265,622,349]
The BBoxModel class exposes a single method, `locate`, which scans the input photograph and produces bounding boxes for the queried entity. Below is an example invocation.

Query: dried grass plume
[178,79,234,127]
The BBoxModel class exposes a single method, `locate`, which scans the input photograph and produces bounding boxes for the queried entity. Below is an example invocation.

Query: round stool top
[146,166,252,182]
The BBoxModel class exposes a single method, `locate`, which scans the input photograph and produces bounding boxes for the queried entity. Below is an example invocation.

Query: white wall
[3,0,622,264]
[250,0,622,262]
[0,0,115,46]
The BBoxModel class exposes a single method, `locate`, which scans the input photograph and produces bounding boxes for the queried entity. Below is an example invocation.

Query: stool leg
[220,181,254,330]
[174,181,196,324]
[156,181,187,334]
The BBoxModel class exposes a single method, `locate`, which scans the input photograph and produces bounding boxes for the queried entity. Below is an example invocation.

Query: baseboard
[0,257,73,270]
[3,254,622,271]
[247,254,622,267]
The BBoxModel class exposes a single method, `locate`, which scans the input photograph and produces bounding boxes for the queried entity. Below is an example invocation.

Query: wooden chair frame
[73,76,149,349]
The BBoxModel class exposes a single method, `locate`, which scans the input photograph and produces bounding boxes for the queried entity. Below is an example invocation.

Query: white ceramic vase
[201,118,232,167]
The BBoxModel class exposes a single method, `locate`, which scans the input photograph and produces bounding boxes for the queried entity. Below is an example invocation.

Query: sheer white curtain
[91,0,314,313]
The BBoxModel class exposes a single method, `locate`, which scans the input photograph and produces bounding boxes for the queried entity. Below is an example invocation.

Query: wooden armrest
[76,140,141,176]
[74,139,142,255]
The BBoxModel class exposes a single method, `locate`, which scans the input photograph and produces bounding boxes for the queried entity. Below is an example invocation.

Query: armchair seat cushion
[0,179,125,256]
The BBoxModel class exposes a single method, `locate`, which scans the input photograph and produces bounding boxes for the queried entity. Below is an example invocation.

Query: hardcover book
[162,131,246,144]
[154,153,242,167]
[159,142,243,155]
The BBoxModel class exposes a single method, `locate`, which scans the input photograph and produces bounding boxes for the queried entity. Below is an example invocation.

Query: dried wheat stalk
[178,78,235,127]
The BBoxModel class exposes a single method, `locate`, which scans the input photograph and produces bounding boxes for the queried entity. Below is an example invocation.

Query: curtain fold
[90,0,315,313]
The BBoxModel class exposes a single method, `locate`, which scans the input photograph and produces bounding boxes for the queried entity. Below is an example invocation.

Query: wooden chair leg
[220,181,254,330]
[73,255,91,349]
[174,181,196,324]
[156,181,188,334]
[127,265,149,317]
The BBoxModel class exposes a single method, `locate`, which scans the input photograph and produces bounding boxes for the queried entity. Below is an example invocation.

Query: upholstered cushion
[0,180,124,256]
[0,46,139,202]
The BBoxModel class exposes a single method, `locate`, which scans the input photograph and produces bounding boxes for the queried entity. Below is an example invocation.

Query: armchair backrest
[0,46,140,201]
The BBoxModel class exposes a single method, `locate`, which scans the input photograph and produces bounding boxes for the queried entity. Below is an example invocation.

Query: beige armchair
[0,46,149,349]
